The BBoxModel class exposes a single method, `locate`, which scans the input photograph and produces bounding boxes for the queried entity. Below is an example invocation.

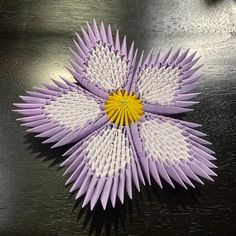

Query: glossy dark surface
[0,0,236,235]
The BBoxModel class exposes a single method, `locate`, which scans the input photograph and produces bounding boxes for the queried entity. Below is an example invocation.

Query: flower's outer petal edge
[130,48,202,115]
[129,114,217,188]
[13,77,108,147]
[68,20,138,99]
[61,124,145,210]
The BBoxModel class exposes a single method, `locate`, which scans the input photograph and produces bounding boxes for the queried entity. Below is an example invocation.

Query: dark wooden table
[0,0,236,235]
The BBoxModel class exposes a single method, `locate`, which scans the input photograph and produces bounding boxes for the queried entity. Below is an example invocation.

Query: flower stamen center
[105,90,143,127]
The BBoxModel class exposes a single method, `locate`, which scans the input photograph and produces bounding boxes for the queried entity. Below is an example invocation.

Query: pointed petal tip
[101,202,107,210]
[92,18,96,22]
[210,171,218,177]
[190,184,195,188]
[42,139,50,144]
[186,108,194,112]
[207,176,214,181]
[50,144,58,149]
[61,162,67,168]
[62,152,68,157]
[196,56,201,61]
[118,196,124,204]
[90,200,98,211]
[70,188,76,194]
[182,185,188,190]
[13,103,20,107]
[82,200,88,209]
[90,205,95,211]
[111,199,116,208]
[211,163,217,168]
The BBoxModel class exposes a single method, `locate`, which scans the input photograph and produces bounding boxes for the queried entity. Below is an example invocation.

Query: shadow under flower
[72,179,203,236]
[23,132,205,236]
[204,0,224,6]
[23,132,69,168]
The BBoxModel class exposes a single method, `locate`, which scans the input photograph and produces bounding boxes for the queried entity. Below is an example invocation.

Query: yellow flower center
[104,90,143,126]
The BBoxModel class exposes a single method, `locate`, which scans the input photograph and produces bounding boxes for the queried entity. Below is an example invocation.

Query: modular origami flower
[14,20,217,210]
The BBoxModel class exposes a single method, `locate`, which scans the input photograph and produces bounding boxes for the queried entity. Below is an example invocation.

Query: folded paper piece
[13,20,217,210]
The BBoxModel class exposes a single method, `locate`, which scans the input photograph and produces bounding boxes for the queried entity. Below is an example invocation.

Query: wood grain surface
[0,0,236,235]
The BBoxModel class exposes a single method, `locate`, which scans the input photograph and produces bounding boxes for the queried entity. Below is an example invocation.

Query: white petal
[44,90,101,131]
[139,119,189,162]
[85,44,128,91]
[137,66,181,105]
[84,126,134,177]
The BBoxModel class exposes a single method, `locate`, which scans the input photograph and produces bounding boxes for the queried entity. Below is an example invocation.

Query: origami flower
[14,20,217,210]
